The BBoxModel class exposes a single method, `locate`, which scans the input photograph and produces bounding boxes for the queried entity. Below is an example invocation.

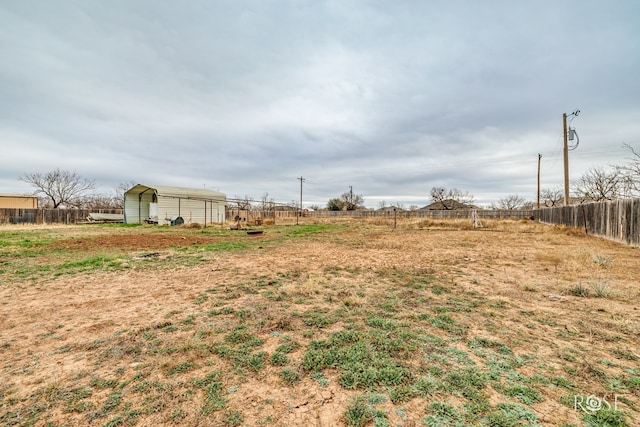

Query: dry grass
[0,219,639,426]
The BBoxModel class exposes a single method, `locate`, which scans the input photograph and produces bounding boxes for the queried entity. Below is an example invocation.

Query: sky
[1,1,639,208]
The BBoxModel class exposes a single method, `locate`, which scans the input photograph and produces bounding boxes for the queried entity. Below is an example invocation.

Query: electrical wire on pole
[537,153,542,209]
[563,109,580,206]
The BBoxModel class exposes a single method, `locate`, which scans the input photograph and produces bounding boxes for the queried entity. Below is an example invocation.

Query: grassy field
[0,218,639,426]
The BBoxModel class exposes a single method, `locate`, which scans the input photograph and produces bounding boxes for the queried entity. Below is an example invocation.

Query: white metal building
[124,184,226,225]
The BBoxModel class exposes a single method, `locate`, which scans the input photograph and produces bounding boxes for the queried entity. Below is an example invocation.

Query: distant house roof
[126,184,225,201]
[376,206,406,212]
[276,205,299,211]
[420,199,480,210]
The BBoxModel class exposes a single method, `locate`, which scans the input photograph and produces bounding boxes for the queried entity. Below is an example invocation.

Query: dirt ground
[1,219,639,426]
[51,233,226,252]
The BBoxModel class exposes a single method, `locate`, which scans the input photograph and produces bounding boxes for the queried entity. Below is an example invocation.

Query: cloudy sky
[1,1,639,208]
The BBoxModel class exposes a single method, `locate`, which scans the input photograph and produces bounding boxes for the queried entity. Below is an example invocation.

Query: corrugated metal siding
[148,185,225,201]
[124,184,226,225]
[156,197,225,225]
[0,195,38,209]
[124,190,153,224]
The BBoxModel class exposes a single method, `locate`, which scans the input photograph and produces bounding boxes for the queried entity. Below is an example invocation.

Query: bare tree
[573,166,620,202]
[378,200,387,209]
[540,186,563,207]
[259,192,275,213]
[69,181,135,210]
[496,194,527,210]
[616,143,640,197]
[340,188,364,210]
[429,187,474,210]
[77,193,122,210]
[37,196,53,208]
[111,180,137,209]
[20,169,96,208]
[231,195,253,210]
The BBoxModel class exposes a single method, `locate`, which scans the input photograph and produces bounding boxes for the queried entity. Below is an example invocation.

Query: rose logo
[585,395,603,412]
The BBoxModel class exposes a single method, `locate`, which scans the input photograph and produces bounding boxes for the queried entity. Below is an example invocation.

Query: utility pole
[349,185,353,209]
[537,153,542,209]
[297,176,305,225]
[393,207,397,229]
[562,109,580,206]
[563,113,569,206]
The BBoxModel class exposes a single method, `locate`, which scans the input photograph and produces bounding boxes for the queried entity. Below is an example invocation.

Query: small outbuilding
[0,194,38,209]
[124,184,226,226]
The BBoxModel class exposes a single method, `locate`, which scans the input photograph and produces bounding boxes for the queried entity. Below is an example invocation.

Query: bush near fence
[534,199,640,247]
[0,208,123,225]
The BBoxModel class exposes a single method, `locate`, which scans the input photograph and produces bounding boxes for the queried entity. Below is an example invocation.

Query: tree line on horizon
[16,143,640,211]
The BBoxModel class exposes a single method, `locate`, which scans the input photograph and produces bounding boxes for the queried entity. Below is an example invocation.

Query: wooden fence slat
[0,208,123,225]
[2,207,536,226]
[227,209,533,222]
[534,199,640,247]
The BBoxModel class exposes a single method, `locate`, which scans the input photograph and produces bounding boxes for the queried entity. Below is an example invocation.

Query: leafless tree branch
[573,166,621,202]
[19,169,96,208]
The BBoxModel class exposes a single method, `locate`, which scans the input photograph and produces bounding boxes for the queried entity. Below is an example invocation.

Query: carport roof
[126,184,225,200]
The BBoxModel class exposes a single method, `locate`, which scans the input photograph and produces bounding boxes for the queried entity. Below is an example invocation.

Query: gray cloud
[1,1,638,207]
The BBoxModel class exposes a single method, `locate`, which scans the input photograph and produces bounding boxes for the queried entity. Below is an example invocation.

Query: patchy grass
[1,219,639,426]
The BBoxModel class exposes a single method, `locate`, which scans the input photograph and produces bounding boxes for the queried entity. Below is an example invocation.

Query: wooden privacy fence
[0,208,123,225]
[534,199,640,247]
[228,208,533,222]
[308,209,532,219]
[3,207,533,225]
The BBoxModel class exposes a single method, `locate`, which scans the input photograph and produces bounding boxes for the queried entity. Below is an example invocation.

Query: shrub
[569,283,589,297]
